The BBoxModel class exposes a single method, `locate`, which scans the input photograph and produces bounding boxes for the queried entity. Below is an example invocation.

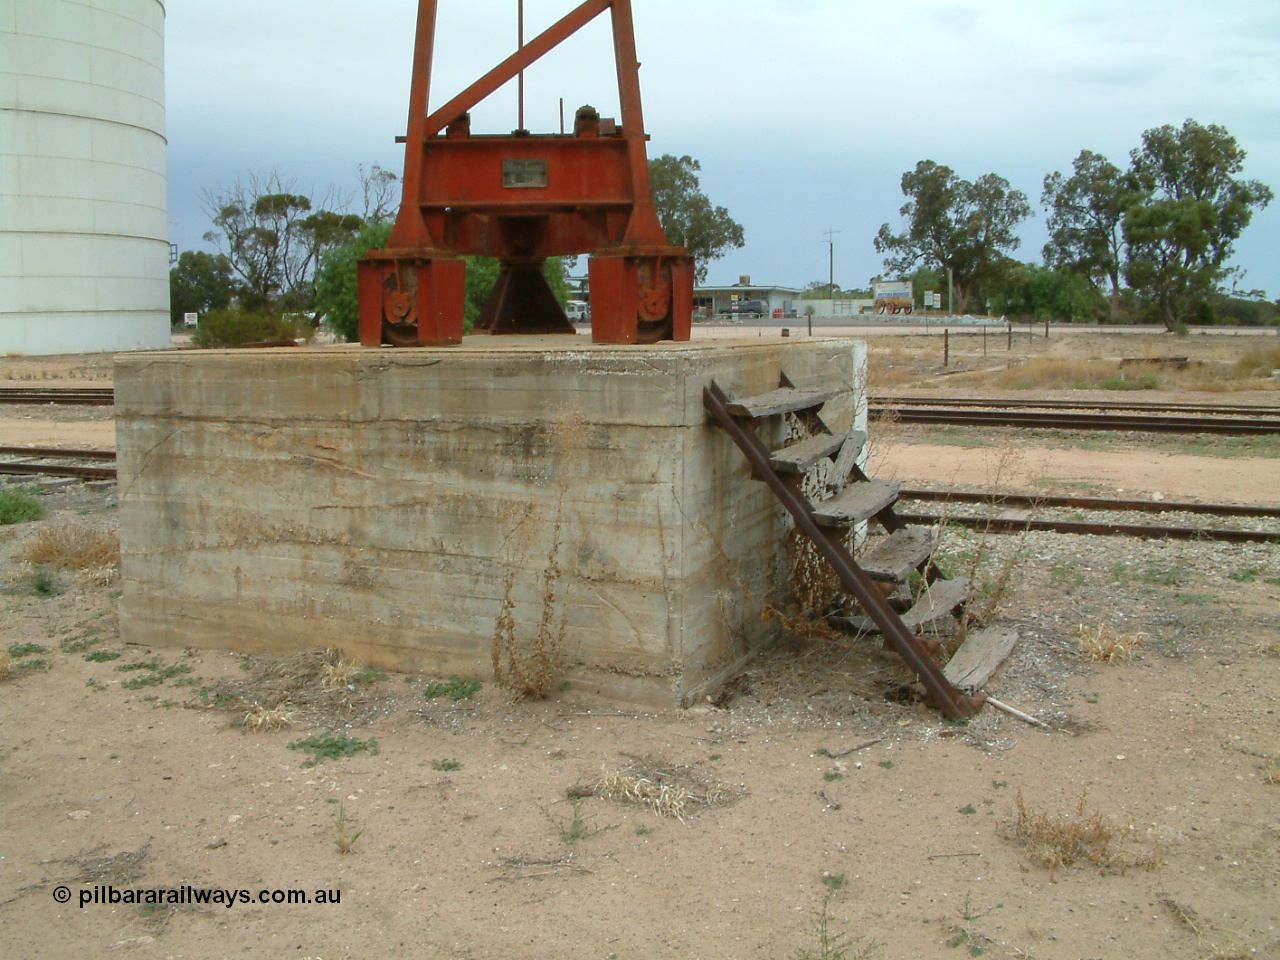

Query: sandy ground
[2,340,1279,960]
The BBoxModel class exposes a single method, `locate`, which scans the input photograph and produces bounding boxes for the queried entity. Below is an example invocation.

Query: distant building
[694,277,802,319]
[1,0,171,356]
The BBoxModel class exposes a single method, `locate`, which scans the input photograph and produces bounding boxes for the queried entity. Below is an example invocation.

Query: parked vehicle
[719,299,768,318]
[565,300,589,322]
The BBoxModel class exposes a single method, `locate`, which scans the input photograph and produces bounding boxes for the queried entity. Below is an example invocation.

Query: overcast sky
[166,0,1280,299]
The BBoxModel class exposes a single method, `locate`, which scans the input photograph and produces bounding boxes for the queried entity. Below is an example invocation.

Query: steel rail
[0,446,119,481]
[872,396,1279,415]
[898,488,1280,519]
[870,408,1280,435]
[894,511,1280,544]
[0,463,116,480]
[0,446,117,461]
[0,387,115,406]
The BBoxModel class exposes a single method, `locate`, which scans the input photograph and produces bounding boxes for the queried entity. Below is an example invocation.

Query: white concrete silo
[1,0,170,356]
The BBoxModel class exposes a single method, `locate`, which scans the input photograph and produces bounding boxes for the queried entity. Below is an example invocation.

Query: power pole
[517,0,525,130]
[824,228,841,300]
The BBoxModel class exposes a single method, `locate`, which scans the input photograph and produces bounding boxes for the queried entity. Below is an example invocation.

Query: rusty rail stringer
[703,379,985,720]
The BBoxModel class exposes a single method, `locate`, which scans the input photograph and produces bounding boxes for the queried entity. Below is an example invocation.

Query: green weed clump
[288,732,379,768]
[7,643,48,658]
[114,657,193,689]
[541,797,616,847]
[423,675,482,701]
[0,488,45,525]
[191,307,302,348]
[777,891,880,960]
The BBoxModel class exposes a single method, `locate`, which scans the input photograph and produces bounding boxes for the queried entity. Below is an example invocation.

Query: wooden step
[726,387,832,419]
[812,479,899,527]
[827,428,867,486]
[900,577,970,630]
[858,527,936,582]
[943,626,1019,692]
[770,432,845,474]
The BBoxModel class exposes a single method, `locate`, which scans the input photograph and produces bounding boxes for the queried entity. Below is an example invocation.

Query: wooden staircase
[704,377,985,720]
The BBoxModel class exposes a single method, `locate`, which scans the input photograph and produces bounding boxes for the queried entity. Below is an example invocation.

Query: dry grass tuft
[580,755,740,822]
[1232,345,1280,381]
[320,657,363,690]
[1260,761,1280,786]
[1000,358,1121,390]
[1012,791,1159,875]
[1076,623,1149,662]
[1162,898,1252,959]
[18,522,119,577]
[202,649,389,727]
[763,602,839,641]
[242,702,299,731]
[0,650,9,682]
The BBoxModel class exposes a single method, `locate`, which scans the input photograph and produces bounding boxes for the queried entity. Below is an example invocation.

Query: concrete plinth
[115,337,866,707]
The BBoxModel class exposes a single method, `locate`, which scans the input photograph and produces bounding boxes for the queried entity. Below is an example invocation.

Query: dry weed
[0,650,9,682]
[491,515,566,699]
[763,602,838,641]
[999,358,1118,389]
[1011,791,1159,875]
[47,842,150,885]
[954,445,1032,629]
[580,755,740,822]
[1260,761,1280,786]
[202,649,388,727]
[1232,345,1280,381]
[1162,898,1252,959]
[491,427,572,699]
[18,522,119,573]
[1076,623,1148,662]
[320,657,363,690]
[242,702,299,731]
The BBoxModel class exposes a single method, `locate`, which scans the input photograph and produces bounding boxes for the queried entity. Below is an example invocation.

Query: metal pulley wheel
[381,271,421,346]
[635,258,674,344]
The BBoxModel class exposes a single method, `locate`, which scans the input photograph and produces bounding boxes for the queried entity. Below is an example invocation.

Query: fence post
[944,328,949,367]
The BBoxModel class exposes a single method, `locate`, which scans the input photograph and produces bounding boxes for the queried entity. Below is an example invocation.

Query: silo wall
[0,0,170,356]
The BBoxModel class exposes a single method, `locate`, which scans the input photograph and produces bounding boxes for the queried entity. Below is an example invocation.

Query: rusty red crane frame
[357,0,694,346]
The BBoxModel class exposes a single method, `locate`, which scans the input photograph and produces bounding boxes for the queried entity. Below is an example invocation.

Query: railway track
[872,396,1278,416]
[5,386,1278,434]
[895,488,1280,544]
[869,405,1280,435]
[0,386,115,405]
[0,446,117,480]
[4,447,1275,542]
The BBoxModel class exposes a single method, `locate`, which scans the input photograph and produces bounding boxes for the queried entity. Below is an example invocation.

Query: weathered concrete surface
[115,337,867,706]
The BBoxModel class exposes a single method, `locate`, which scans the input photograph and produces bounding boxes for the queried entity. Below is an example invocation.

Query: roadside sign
[184,312,198,327]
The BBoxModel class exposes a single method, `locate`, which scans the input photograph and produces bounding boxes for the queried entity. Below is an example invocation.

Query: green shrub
[423,675,481,701]
[0,488,45,525]
[191,307,301,348]
[288,732,379,768]
[30,570,62,598]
